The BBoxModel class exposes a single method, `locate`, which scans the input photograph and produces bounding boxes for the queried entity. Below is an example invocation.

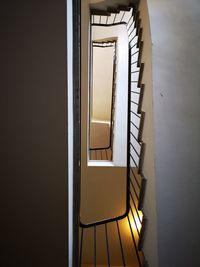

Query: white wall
[147,0,200,266]
[92,46,114,121]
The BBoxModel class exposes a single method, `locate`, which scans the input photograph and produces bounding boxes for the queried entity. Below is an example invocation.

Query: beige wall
[80,166,126,224]
[90,121,110,148]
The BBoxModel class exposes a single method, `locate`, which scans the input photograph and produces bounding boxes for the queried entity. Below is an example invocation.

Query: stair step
[91,9,111,16]
[107,7,120,13]
[117,5,132,11]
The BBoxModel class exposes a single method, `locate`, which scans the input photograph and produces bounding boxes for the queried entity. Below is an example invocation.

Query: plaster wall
[92,46,114,121]
[0,0,68,266]
[147,0,200,266]
[138,1,158,266]
[80,166,126,224]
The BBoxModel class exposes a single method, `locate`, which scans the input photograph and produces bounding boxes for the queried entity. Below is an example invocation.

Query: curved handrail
[89,40,116,153]
[80,38,132,228]
[79,2,148,266]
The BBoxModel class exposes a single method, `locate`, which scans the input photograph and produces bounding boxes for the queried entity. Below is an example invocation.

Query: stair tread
[118,5,132,11]
[91,9,111,16]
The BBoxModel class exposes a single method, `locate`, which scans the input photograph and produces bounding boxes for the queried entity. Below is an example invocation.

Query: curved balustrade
[80,1,148,266]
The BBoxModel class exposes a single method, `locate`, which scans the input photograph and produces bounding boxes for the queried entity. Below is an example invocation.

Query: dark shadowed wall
[0,0,68,266]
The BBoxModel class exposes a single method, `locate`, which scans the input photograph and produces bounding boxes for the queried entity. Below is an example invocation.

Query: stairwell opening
[88,23,129,167]
[79,0,152,266]
[89,40,116,161]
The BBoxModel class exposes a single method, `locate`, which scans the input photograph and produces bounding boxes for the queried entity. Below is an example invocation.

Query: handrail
[92,22,127,27]
[89,40,117,155]
[80,42,131,228]
[79,2,148,266]
[81,0,140,228]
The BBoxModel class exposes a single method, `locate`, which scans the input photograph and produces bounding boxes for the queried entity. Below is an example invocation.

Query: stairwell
[79,1,152,266]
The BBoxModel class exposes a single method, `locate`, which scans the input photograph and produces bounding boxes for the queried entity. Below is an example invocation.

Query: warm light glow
[128,209,143,235]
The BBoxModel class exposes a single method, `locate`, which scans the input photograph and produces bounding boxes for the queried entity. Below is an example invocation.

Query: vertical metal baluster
[79,228,84,267]
[130,204,140,236]
[127,13,133,26]
[130,152,139,168]
[116,221,126,266]
[127,216,142,267]
[120,11,125,22]
[131,49,139,57]
[130,190,142,224]
[105,149,108,160]
[130,176,139,200]
[113,13,117,24]
[127,19,134,32]
[130,167,141,189]
[103,149,105,160]
[94,226,96,267]
[105,224,111,267]
[106,15,108,24]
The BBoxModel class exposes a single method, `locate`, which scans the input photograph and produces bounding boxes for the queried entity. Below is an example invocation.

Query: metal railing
[89,40,117,161]
[79,1,148,266]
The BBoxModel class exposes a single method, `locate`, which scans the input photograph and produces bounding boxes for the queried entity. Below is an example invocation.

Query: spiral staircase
[79,1,148,266]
